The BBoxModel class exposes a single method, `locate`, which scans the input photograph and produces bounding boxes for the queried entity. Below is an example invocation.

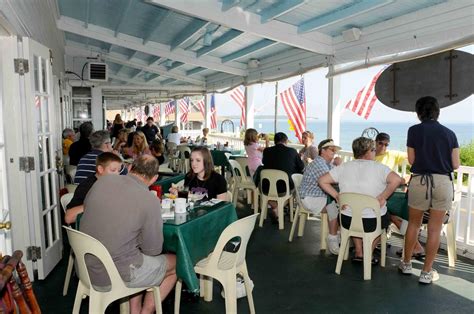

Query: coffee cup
[175,198,187,214]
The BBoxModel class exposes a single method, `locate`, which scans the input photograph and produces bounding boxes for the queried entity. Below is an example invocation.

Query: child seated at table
[170,146,228,201]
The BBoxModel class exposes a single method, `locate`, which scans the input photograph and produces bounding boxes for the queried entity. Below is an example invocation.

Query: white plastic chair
[189,214,259,314]
[228,160,259,213]
[65,165,77,183]
[167,142,179,171]
[258,169,294,230]
[63,226,163,314]
[335,193,387,280]
[177,145,191,174]
[234,157,256,208]
[65,183,78,193]
[61,193,75,296]
[288,174,329,250]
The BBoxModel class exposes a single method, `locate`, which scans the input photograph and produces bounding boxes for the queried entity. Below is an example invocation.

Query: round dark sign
[144,105,150,116]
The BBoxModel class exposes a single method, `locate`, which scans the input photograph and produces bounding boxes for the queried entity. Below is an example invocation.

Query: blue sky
[214,46,473,124]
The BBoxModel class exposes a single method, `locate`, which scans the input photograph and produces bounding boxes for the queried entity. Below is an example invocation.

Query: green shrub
[460,141,474,166]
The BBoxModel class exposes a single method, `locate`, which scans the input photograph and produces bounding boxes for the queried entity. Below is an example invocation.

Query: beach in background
[223,119,473,151]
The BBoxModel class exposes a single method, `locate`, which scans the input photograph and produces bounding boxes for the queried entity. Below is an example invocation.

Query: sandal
[351,256,363,263]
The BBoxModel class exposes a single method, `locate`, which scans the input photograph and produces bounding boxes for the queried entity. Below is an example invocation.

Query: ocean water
[225,119,473,151]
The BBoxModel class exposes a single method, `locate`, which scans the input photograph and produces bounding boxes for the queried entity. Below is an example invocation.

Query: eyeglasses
[377,141,389,147]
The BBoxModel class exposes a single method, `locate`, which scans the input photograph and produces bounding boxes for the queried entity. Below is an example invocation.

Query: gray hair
[130,155,160,180]
[62,128,74,139]
[352,137,375,159]
[89,130,111,149]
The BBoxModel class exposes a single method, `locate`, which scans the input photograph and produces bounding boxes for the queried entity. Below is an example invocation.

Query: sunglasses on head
[377,141,389,147]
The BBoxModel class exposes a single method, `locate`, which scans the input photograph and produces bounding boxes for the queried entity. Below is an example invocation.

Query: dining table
[210,149,242,175]
[153,173,186,194]
[163,201,238,294]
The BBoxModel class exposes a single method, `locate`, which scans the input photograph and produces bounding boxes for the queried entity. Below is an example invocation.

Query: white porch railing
[207,132,474,258]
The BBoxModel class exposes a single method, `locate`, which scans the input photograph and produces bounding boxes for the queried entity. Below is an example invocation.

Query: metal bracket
[26,246,42,261]
[19,156,35,173]
[14,58,29,75]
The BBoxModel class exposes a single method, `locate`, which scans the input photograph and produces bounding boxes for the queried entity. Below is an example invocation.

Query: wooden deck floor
[34,203,474,313]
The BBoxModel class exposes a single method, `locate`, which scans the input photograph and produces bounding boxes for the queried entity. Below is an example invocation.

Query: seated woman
[243,128,269,177]
[113,128,130,154]
[319,137,401,263]
[299,130,318,164]
[171,146,228,201]
[123,131,151,159]
[167,125,182,146]
[195,127,210,145]
[149,139,165,165]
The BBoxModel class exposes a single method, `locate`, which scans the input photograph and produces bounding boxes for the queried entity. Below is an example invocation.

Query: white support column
[245,85,255,129]
[159,102,165,126]
[204,94,210,129]
[327,64,341,144]
[174,99,179,126]
[91,86,103,129]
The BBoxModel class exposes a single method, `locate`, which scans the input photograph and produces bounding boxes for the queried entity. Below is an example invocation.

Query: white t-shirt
[167,133,182,145]
[329,159,391,218]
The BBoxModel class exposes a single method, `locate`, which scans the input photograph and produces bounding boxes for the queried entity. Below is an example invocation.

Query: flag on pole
[165,101,175,116]
[210,94,217,129]
[34,95,41,108]
[195,98,205,118]
[230,85,245,127]
[279,78,306,143]
[344,69,383,120]
[152,104,160,120]
[178,97,190,123]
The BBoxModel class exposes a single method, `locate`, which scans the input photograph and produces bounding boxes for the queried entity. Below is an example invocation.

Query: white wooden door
[1,36,62,278]
[25,38,62,279]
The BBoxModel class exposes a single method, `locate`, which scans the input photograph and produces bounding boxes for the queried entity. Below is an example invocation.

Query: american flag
[210,94,217,129]
[152,104,160,120]
[165,100,175,116]
[178,97,190,123]
[35,95,41,108]
[279,78,306,143]
[195,98,205,118]
[344,69,383,120]
[230,85,245,127]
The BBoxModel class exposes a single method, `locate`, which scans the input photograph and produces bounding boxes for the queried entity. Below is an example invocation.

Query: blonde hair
[131,131,149,155]
[244,128,258,146]
[302,130,314,140]
[113,113,123,124]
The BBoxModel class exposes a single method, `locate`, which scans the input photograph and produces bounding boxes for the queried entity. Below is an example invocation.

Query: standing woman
[399,96,460,284]
[111,113,125,139]
[244,128,269,177]
[299,131,318,164]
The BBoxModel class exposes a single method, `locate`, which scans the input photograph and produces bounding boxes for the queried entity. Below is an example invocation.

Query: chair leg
[320,213,328,250]
[252,189,259,214]
[288,206,300,242]
[199,275,205,298]
[223,273,238,314]
[246,190,252,205]
[174,279,182,314]
[381,232,387,267]
[278,201,284,230]
[232,187,239,207]
[153,287,162,314]
[289,198,294,222]
[335,234,348,275]
[297,212,307,237]
[447,221,457,267]
[241,263,255,314]
[119,298,130,314]
[259,197,268,227]
[203,276,213,302]
[63,251,75,296]
[362,237,373,280]
[72,282,86,314]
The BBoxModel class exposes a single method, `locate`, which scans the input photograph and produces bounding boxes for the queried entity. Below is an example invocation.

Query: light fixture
[203,32,213,46]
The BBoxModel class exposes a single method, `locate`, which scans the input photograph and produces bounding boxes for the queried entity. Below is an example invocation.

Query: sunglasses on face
[377,141,389,147]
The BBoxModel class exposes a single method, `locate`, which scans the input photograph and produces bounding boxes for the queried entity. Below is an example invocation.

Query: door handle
[0,221,11,230]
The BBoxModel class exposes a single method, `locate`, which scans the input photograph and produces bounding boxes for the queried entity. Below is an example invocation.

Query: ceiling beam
[186,67,206,76]
[147,0,332,55]
[260,0,305,23]
[196,29,243,57]
[142,10,171,45]
[84,0,91,28]
[148,56,162,66]
[161,78,177,86]
[222,0,241,11]
[298,0,393,33]
[58,16,248,76]
[167,61,184,71]
[171,19,210,51]
[221,39,277,62]
[65,43,205,85]
[130,70,143,80]
[128,50,139,60]
[102,80,205,92]
[114,0,134,37]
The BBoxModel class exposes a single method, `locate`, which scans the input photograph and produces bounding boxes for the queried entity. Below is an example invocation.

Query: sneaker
[221,274,254,299]
[419,269,439,284]
[327,234,339,255]
[398,261,412,275]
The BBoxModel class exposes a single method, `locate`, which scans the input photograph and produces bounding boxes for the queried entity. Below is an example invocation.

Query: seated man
[80,155,177,313]
[319,137,401,263]
[64,152,122,224]
[299,139,342,255]
[74,130,127,184]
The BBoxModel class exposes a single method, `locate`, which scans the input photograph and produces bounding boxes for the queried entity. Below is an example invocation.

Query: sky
[213,46,473,124]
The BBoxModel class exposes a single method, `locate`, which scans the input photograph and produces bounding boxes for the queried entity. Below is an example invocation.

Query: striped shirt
[74,149,127,184]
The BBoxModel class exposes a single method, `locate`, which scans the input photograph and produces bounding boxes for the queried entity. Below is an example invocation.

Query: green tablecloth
[387,189,408,220]
[211,150,242,175]
[163,202,238,294]
[154,174,185,193]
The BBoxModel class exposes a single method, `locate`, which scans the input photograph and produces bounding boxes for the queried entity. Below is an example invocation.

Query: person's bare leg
[129,292,143,314]
[423,209,446,272]
[353,237,363,257]
[392,216,424,254]
[141,254,177,314]
[403,208,424,264]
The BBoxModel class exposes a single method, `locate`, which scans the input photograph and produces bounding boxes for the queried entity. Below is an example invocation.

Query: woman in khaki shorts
[398,96,460,284]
